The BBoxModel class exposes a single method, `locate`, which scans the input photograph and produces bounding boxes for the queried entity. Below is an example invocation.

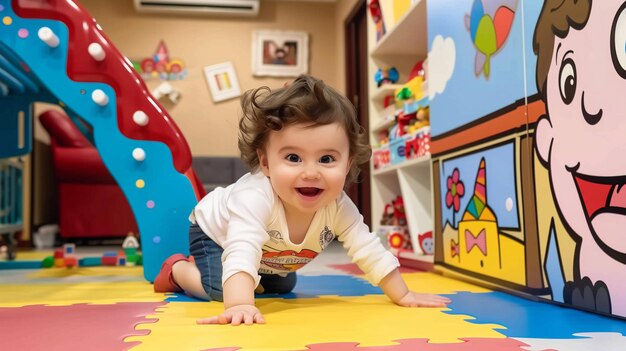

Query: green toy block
[42,256,54,268]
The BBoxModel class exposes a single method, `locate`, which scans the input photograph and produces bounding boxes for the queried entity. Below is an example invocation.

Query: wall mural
[428,0,625,319]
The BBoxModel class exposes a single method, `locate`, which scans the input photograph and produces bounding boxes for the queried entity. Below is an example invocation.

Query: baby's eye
[319,155,335,164]
[286,154,301,162]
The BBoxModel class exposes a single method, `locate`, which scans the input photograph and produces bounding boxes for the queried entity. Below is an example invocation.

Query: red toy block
[65,256,78,268]
[54,249,64,259]
[102,255,117,266]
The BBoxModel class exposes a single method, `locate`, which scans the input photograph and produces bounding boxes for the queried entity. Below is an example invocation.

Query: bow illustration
[465,229,487,255]
[450,239,459,258]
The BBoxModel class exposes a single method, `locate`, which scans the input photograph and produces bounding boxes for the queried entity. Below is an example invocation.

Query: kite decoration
[465,0,517,78]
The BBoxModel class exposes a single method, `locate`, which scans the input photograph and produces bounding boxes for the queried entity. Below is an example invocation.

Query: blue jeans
[188,223,296,302]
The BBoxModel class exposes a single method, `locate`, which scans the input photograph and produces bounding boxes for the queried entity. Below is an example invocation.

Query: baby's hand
[196,304,265,326]
[395,291,450,308]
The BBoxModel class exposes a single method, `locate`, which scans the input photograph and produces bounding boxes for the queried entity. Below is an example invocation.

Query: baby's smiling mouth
[297,187,322,197]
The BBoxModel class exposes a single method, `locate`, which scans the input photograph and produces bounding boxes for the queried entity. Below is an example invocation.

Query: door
[344,0,371,227]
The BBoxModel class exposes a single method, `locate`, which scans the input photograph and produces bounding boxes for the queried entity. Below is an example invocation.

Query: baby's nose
[301,165,321,180]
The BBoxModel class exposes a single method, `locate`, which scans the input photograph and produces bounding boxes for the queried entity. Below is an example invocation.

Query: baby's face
[258,121,352,217]
[536,1,626,261]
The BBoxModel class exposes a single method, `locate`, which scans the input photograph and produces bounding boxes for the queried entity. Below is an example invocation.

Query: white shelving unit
[367,0,433,269]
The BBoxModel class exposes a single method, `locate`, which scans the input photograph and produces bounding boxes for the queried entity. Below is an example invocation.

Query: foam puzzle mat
[1,257,626,350]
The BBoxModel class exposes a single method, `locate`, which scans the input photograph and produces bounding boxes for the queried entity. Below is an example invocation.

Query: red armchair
[39,110,138,239]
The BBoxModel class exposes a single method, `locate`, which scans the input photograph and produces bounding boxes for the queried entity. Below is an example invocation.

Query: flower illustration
[445,168,465,226]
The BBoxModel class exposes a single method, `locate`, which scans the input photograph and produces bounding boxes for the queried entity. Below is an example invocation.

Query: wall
[35,0,347,157]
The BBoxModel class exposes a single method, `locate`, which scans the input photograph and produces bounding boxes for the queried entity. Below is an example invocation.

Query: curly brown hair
[238,74,371,185]
[533,0,592,98]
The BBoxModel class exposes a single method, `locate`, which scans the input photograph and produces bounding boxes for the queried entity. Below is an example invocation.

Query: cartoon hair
[238,74,371,185]
[533,0,592,99]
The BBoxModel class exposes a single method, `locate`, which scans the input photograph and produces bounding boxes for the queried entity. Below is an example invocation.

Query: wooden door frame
[344,0,371,227]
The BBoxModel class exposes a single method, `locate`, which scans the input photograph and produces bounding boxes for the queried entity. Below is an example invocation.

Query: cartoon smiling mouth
[297,187,322,197]
[572,170,626,262]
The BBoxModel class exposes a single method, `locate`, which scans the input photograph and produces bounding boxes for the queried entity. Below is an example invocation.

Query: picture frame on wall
[203,62,242,103]
[252,30,309,77]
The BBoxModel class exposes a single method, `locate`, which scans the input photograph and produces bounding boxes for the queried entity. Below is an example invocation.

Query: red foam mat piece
[0,302,166,350]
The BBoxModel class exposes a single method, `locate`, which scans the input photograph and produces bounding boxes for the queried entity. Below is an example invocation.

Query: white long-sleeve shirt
[190,172,399,287]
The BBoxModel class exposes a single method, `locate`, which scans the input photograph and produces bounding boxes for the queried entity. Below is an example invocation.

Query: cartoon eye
[611,1,626,79]
[558,58,576,105]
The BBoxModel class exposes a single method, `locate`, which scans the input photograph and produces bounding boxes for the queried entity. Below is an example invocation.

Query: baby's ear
[346,157,354,174]
[257,150,270,176]
[534,116,553,164]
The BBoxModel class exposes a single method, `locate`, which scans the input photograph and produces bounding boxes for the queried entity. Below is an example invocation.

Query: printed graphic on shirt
[267,230,283,243]
[319,226,335,249]
[259,249,319,274]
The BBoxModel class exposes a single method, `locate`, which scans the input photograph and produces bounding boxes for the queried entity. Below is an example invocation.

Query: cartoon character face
[535,1,626,263]
[418,231,434,255]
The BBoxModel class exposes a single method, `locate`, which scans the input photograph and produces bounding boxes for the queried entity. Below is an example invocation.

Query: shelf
[372,84,402,102]
[398,249,433,263]
[368,0,433,272]
[372,154,431,176]
[370,0,427,58]
[394,249,434,271]
[371,118,395,134]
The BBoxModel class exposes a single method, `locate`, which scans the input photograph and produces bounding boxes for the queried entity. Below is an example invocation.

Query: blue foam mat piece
[165,274,383,302]
[444,291,626,339]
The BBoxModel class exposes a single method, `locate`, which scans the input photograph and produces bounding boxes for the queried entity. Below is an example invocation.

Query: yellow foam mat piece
[0,281,165,307]
[401,271,491,294]
[28,266,144,278]
[128,295,504,350]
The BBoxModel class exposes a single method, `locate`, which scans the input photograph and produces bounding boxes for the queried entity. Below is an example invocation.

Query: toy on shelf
[373,147,391,170]
[404,106,431,159]
[383,95,396,121]
[418,231,434,255]
[380,196,407,227]
[387,125,405,165]
[377,129,390,147]
[409,106,430,133]
[409,59,427,82]
[368,0,386,41]
[388,227,413,251]
[378,195,412,253]
[388,60,431,162]
[374,67,399,87]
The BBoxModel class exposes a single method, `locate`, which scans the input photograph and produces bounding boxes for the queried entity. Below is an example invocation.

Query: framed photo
[252,30,309,77]
[203,62,242,103]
